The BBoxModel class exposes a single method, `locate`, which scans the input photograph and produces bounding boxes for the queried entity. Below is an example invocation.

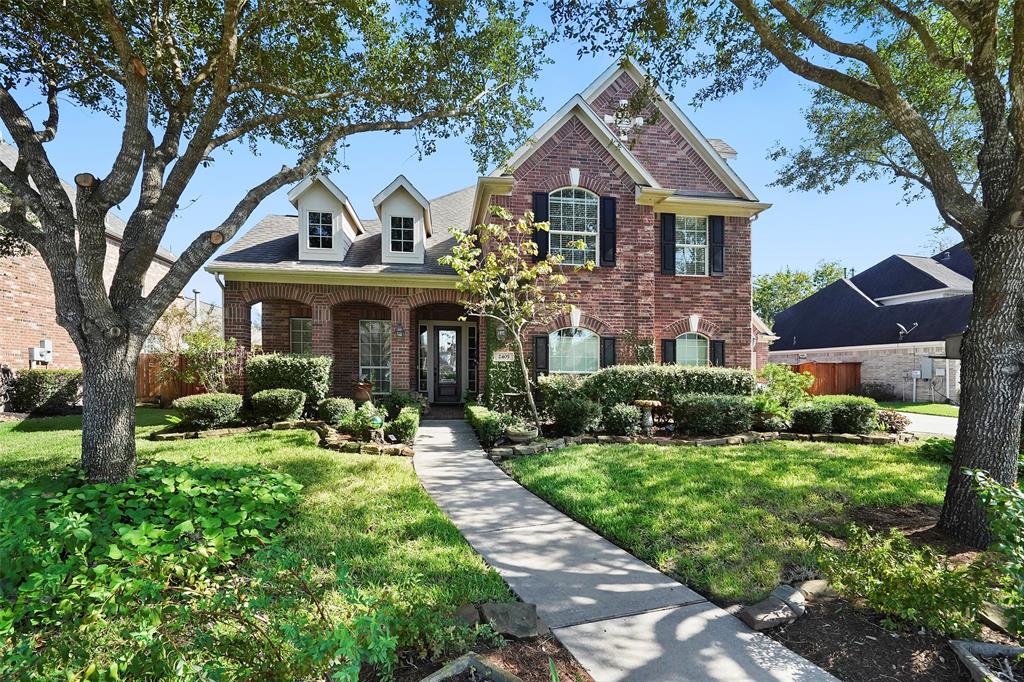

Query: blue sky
[15,36,947,307]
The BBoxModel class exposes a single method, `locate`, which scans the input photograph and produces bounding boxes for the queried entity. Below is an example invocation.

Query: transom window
[308,211,333,249]
[390,216,414,253]
[359,320,392,394]
[289,317,312,355]
[549,327,600,374]
[675,333,709,366]
[675,216,708,276]
[548,188,598,265]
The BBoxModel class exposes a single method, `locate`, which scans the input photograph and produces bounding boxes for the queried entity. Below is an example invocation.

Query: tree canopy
[753,261,845,325]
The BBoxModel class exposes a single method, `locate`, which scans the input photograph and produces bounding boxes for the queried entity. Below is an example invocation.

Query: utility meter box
[919,357,934,380]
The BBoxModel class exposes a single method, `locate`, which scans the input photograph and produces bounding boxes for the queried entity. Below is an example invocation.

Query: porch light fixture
[570,305,582,328]
[688,314,701,333]
[394,322,405,338]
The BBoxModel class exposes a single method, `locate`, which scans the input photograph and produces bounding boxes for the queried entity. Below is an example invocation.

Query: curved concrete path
[414,421,837,682]
[898,411,958,437]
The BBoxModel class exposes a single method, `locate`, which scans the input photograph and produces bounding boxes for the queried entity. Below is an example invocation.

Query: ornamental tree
[0,0,545,482]
[553,0,1024,547]
[441,207,592,430]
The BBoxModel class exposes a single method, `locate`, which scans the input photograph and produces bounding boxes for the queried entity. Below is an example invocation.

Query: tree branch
[877,0,967,72]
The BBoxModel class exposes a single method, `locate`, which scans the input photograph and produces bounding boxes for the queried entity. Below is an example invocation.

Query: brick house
[0,140,176,371]
[207,59,771,403]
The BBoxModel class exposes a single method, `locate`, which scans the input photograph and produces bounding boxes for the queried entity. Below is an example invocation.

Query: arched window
[675,333,709,366]
[549,327,600,374]
[548,188,598,265]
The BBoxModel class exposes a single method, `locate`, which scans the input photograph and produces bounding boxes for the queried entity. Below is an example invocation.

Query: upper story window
[549,327,599,374]
[308,211,333,249]
[390,216,415,253]
[290,317,313,354]
[675,332,708,366]
[549,188,598,265]
[675,216,708,276]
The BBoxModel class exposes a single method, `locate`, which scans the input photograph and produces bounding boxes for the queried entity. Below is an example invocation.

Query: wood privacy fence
[136,354,205,407]
[790,362,862,396]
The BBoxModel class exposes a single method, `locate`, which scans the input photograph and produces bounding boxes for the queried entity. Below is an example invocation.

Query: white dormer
[288,175,363,262]
[373,175,431,265]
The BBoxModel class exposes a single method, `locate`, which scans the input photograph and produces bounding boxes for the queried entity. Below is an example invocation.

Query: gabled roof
[932,242,975,280]
[490,94,661,188]
[286,174,364,234]
[372,175,433,236]
[851,254,972,300]
[580,58,759,202]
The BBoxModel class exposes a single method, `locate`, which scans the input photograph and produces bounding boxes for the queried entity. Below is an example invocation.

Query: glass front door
[434,327,461,403]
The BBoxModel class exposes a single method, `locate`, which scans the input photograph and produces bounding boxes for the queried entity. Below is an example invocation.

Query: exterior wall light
[394,323,405,338]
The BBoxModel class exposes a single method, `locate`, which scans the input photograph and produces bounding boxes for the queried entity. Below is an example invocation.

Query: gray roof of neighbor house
[932,242,975,280]
[0,140,176,264]
[850,253,973,300]
[210,185,475,276]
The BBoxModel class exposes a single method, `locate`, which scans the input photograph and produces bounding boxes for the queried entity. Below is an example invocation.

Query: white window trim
[548,327,601,375]
[674,215,709,277]
[306,210,334,250]
[675,332,710,367]
[358,319,392,395]
[388,215,416,254]
[548,188,600,267]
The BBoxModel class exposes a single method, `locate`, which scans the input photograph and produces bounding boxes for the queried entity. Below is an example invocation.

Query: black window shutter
[532,192,549,262]
[660,213,676,275]
[710,216,725,275]
[711,340,726,367]
[599,197,617,266]
[661,338,676,364]
[600,336,616,367]
[533,335,549,378]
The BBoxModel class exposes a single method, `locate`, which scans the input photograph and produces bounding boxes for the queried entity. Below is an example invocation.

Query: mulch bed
[390,636,594,682]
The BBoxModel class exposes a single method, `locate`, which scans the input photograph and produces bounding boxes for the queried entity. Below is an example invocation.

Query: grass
[879,401,960,417]
[504,440,950,604]
[0,408,511,675]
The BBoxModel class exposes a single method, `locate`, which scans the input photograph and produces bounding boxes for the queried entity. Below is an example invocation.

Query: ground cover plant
[0,410,511,679]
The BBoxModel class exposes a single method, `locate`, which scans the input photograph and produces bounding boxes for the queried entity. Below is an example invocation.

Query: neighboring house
[0,140,177,370]
[769,243,974,403]
[207,59,771,403]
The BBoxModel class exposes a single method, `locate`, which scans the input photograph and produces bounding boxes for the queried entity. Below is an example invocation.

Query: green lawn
[504,440,949,604]
[0,409,510,677]
[879,401,960,417]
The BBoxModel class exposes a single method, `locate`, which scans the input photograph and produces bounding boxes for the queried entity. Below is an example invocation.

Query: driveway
[899,411,957,437]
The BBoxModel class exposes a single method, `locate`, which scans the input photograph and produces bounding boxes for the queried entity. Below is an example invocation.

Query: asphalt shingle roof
[850,253,972,300]
[932,242,975,280]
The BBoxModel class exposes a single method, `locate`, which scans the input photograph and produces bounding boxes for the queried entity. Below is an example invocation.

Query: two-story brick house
[207,59,771,403]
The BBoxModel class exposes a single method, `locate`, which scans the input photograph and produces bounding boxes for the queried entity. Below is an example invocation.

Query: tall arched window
[548,188,598,265]
[675,332,709,366]
[549,327,600,374]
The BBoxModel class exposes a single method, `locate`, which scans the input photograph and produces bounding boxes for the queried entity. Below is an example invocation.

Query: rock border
[949,640,1024,682]
[419,652,522,682]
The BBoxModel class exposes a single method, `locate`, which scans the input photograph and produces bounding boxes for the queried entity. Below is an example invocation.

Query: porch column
[391,300,412,392]
[223,286,251,351]
[311,294,333,356]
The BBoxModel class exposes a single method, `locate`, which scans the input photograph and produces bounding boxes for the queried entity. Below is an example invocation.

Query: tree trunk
[938,224,1024,548]
[79,336,141,482]
[512,333,543,430]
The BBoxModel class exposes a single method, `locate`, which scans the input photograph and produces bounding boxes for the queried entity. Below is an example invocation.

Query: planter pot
[950,640,1024,682]
[353,382,373,404]
[505,426,539,443]
[420,652,521,682]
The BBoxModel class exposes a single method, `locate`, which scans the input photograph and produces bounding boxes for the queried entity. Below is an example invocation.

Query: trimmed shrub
[378,390,427,421]
[251,388,306,423]
[758,363,814,408]
[538,374,585,413]
[317,397,356,427]
[673,394,753,436]
[245,354,332,413]
[876,408,911,434]
[10,369,82,414]
[816,395,878,434]
[751,392,790,431]
[385,406,421,444]
[580,365,755,409]
[172,392,243,429]
[791,402,833,434]
[550,396,602,437]
[465,403,515,448]
[603,403,642,436]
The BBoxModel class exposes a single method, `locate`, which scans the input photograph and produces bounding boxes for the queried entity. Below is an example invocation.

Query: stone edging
[149,419,415,457]
[486,430,916,462]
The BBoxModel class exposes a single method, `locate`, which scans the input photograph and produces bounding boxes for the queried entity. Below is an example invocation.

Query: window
[549,327,600,374]
[675,216,708,276]
[417,325,428,394]
[289,317,312,354]
[308,211,333,249]
[359,320,392,394]
[675,333,709,366]
[390,216,415,253]
[468,325,479,393]
[548,188,598,265]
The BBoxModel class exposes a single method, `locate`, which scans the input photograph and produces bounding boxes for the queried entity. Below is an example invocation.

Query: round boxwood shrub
[172,392,243,429]
[672,394,753,436]
[791,402,833,434]
[603,403,643,436]
[550,396,602,437]
[251,388,306,423]
[816,395,878,434]
[384,406,421,444]
[317,397,356,427]
[245,354,332,414]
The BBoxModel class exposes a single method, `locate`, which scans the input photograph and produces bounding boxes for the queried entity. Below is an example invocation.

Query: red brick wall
[261,301,312,353]
[333,303,389,392]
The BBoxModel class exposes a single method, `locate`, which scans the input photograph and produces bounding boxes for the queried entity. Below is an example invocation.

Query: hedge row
[466,403,514,448]
[245,354,332,414]
[792,395,879,434]
[172,392,243,429]
[9,369,82,414]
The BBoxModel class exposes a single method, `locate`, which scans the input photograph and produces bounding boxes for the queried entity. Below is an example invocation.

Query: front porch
[223,282,484,403]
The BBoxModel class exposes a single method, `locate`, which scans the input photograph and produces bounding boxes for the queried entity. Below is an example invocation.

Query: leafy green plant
[672,394,754,436]
[580,365,755,410]
[791,402,833,434]
[602,403,643,436]
[537,373,585,416]
[10,369,82,414]
[318,397,356,427]
[816,395,878,433]
[974,470,1024,636]
[246,354,333,414]
[757,363,814,408]
[550,396,602,437]
[751,392,790,431]
[341,402,387,441]
[171,392,243,429]
[251,388,306,423]
[818,525,992,637]
[378,390,427,421]
[384,406,421,445]
[482,330,532,417]
[465,403,516,448]
[876,408,911,434]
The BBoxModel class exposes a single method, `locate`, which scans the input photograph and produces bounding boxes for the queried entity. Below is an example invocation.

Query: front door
[434,327,461,403]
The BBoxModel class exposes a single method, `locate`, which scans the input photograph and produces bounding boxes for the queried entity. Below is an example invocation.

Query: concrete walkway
[898,411,958,437]
[414,421,837,682]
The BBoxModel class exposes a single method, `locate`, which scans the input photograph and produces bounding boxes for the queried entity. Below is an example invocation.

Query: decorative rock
[612,435,634,444]
[453,603,481,628]
[596,435,615,443]
[737,596,797,631]
[697,437,730,447]
[578,436,597,444]
[779,433,810,441]
[724,435,745,445]
[360,443,383,455]
[272,420,296,430]
[829,434,863,444]
[382,445,405,456]
[950,640,1024,682]
[341,441,362,453]
[490,447,514,460]
[420,652,523,682]
[479,602,550,639]
[770,584,807,617]
[795,579,838,601]
[544,438,565,450]
[251,423,271,431]
[150,430,195,441]
[512,443,543,456]
[861,434,895,445]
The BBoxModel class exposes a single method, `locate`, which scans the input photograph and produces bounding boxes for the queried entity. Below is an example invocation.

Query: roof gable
[372,175,433,236]
[851,254,972,300]
[287,174,364,234]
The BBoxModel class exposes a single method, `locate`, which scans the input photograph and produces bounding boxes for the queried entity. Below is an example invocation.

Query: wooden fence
[136,354,204,407]
[791,362,862,396]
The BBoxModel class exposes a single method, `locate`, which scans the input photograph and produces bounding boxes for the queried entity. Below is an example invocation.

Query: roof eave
[635,187,771,218]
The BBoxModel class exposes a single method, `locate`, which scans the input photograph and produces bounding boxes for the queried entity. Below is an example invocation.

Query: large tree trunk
[79,336,141,482]
[938,224,1024,548]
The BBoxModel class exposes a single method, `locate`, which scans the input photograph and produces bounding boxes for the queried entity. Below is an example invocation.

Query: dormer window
[308,211,333,249]
[391,216,415,253]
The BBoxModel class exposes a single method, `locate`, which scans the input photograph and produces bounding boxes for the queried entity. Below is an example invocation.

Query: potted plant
[354,376,373,404]
[505,417,538,443]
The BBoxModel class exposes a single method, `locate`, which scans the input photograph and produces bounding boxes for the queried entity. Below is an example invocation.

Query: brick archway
[664,316,722,339]
[542,310,614,336]
[239,282,319,306]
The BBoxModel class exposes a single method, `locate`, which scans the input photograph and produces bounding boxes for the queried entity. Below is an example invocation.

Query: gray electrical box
[919,356,933,380]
